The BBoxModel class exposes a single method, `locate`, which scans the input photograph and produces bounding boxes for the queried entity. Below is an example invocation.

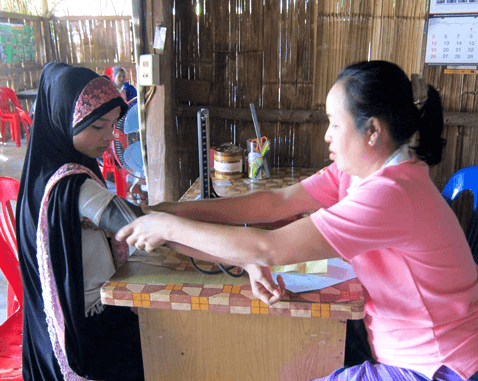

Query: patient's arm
[97,196,144,234]
[79,178,144,234]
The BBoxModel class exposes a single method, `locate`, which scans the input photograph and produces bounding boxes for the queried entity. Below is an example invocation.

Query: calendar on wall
[426,1,478,66]
[425,15,478,65]
[430,0,478,16]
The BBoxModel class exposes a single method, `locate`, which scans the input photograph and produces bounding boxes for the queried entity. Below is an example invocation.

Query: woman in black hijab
[16,62,144,381]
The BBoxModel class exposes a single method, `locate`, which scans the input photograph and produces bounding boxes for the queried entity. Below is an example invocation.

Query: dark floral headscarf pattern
[72,77,123,132]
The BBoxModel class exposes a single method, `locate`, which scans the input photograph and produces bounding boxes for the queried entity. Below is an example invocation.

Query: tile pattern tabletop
[101,167,365,320]
[181,167,320,201]
[102,249,364,320]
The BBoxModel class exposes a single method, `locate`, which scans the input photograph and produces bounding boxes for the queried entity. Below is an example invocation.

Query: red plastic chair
[0,87,31,147]
[100,146,127,198]
[0,177,20,317]
[0,237,22,381]
[104,67,115,82]
[0,177,22,380]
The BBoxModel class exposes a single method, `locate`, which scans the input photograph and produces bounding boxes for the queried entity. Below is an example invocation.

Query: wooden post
[141,0,180,204]
[41,0,48,17]
[131,0,148,188]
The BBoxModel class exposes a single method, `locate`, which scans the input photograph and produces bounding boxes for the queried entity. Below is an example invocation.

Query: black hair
[336,60,446,166]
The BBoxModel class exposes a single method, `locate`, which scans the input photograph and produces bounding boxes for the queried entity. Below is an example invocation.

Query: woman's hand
[244,264,286,306]
[116,213,169,252]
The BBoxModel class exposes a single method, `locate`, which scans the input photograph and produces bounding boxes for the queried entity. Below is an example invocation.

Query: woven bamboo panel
[171,0,478,229]
[1,13,136,96]
[313,0,426,106]
[423,57,478,228]
[46,16,135,75]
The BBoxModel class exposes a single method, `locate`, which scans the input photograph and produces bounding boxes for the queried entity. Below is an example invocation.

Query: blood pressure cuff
[79,178,144,234]
[97,196,144,234]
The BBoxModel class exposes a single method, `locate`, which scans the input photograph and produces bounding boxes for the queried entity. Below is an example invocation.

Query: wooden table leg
[139,309,346,381]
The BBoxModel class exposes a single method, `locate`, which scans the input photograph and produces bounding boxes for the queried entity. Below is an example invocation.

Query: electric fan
[113,101,146,181]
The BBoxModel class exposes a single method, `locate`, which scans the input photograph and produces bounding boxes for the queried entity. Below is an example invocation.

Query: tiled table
[101,168,365,381]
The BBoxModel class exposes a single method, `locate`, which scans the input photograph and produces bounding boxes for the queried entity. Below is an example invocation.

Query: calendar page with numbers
[425,15,478,65]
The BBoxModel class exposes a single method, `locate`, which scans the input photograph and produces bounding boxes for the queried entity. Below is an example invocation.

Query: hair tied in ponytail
[411,74,429,111]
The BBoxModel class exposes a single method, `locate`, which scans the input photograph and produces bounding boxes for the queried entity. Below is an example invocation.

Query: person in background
[16,62,145,381]
[117,60,478,381]
[113,66,137,103]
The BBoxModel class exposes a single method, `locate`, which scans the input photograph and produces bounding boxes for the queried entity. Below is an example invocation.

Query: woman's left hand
[244,264,286,305]
[116,213,169,252]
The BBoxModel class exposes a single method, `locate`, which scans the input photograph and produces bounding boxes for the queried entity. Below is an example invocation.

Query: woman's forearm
[117,183,332,265]
[146,183,323,226]
[161,212,338,267]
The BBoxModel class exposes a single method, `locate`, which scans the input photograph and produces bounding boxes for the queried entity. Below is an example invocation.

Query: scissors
[251,136,268,153]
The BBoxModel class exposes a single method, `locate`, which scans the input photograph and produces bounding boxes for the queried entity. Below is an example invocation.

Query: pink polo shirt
[302,160,478,380]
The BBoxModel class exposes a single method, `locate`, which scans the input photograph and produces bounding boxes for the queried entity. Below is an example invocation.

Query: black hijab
[16,62,128,380]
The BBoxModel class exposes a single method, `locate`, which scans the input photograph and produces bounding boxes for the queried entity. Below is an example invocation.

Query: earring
[368,140,373,146]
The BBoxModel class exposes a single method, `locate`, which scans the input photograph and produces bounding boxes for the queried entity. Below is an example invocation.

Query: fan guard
[113,101,146,180]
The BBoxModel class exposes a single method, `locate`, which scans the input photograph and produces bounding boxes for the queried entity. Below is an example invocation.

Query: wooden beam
[0,63,135,79]
[175,105,328,124]
[0,65,43,76]
[42,18,54,62]
[41,0,48,17]
[0,12,44,22]
[52,15,131,21]
[443,112,478,127]
[176,105,478,127]
[68,62,136,70]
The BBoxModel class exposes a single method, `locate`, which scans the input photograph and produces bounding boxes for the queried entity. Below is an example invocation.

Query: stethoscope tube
[190,257,245,278]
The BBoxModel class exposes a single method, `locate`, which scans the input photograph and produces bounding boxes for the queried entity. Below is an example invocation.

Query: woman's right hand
[116,212,170,252]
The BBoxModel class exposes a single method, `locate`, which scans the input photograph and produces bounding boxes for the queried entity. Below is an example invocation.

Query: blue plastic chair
[442,165,478,264]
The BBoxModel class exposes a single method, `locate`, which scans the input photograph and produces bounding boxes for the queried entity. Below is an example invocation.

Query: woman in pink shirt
[117,61,478,381]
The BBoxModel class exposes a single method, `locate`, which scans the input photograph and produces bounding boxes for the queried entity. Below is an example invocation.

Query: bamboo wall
[425,65,478,228]
[172,0,478,230]
[0,12,136,112]
[174,0,438,196]
[174,0,319,193]
[0,12,49,111]
[50,15,136,84]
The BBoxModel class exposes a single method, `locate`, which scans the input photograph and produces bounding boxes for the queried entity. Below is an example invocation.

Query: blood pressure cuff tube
[97,196,144,234]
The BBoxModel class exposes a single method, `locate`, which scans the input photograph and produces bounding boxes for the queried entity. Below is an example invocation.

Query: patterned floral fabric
[72,77,122,130]
[37,163,128,381]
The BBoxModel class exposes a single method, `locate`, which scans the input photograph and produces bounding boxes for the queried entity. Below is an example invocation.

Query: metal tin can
[214,143,244,180]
